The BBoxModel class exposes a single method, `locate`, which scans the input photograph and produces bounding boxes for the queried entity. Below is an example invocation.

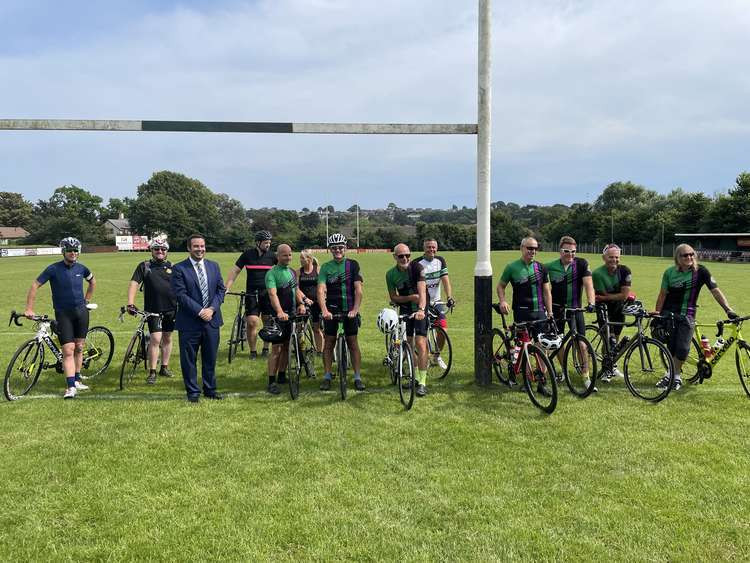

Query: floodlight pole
[475,0,493,385]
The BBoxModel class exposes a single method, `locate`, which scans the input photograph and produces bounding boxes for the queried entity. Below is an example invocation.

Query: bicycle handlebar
[226,291,247,297]
[118,306,161,322]
[8,310,49,326]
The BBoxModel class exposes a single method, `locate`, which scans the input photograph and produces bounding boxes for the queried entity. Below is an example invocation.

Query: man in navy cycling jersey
[25,237,96,399]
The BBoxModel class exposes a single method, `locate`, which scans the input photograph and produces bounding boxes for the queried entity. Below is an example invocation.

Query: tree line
[1,170,748,251]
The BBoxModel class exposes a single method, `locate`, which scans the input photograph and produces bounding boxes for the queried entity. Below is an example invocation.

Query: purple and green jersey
[318,258,363,313]
[546,257,591,309]
[661,265,717,318]
[499,259,549,315]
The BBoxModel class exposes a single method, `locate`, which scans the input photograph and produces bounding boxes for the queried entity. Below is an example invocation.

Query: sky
[1,0,749,210]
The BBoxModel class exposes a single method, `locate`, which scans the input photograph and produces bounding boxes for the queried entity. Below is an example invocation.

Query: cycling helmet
[537,332,562,351]
[327,233,347,247]
[255,230,272,242]
[259,321,286,344]
[59,237,81,253]
[149,238,169,250]
[376,308,399,334]
[623,300,644,316]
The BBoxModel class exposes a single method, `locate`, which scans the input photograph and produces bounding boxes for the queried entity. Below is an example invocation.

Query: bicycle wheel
[302,321,316,378]
[228,314,241,363]
[398,341,415,410]
[623,337,674,402]
[585,324,605,362]
[426,325,452,380]
[735,342,750,398]
[683,337,705,384]
[491,328,514,386]
[4,339,45,401]
[239,316,246,350]
[523,343,558,414]
[337,335,348,400]
[81,326,114,379]
[562,334,598,398]
[120,331,144,390]
[288,333,301,400]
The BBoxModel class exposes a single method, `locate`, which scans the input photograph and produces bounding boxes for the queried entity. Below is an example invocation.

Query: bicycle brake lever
[716,321,724,338]
[9,311,23,327]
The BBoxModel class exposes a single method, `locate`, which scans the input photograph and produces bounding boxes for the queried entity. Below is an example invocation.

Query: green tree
[490,210,529,250]
[101,197,132,220]
[213,194,252,251]
[0,192,33,229]
[27,185,108,245]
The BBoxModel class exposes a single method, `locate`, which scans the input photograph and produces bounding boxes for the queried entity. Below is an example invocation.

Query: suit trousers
[179,325,220,398]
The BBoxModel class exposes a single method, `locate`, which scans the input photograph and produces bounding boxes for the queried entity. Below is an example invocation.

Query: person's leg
[247,314,261,354]
[148,331,162,371]
[179,330,201,400]
[200,326,219,396]
[320,320,337,389]
[61,342,77,391]
[159,331,174,375]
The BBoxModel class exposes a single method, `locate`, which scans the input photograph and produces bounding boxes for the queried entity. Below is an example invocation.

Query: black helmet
[255,230,272,242]
[259,321,286,344]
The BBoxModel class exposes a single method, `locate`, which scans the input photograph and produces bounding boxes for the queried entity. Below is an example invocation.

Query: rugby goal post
[0,0,494,384]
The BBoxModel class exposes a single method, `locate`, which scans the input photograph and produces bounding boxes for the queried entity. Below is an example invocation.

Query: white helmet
[149,238,169,250]
[623,300,644,316]
[376,308,399,333]
[327,233,347,247]
[537,332,562,351]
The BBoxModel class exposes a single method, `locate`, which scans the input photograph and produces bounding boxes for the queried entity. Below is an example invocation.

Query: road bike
[328,313,354,401]
[585,303,675,402]
[490,306,558,414]
[118,306,161,390]
[678,313,750,397]
[4,307,114,401]
[382,311,417,410]
[426,300,453,381]
[286,311,312,400]
[226,291,247,363]
[547,306,598,398]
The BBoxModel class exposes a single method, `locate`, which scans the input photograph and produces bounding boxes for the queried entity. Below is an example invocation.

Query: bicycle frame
[684,316,750,381]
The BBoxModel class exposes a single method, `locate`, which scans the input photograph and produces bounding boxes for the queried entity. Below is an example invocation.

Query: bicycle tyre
[623,336,674,402]
[562,334,598,398]
[683,337,705,384]
[585,324,606,363]
[81,326,114,379]
[735,342,750,398]
[398,341,415,410]
[302,321,316,378]
[288,333,301,400]
[4,339,45,401]
[120,331,144,390]
[523,343,558,413]
[426,325,452,380]
[337,335,347,401]
[491,328,514,386]
[228,315,242,364]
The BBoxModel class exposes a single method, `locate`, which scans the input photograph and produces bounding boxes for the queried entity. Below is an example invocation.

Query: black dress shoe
[354,379,365,391]
[187,395,200,403]
[205,393,224,400]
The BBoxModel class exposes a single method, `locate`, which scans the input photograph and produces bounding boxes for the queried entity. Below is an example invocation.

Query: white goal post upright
[0,0,494,383]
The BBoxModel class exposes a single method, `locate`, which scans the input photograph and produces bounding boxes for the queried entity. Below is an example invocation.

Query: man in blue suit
[171,233,226,402]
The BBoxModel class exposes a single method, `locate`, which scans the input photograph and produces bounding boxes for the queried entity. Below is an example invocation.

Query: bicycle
[327,312,355,401]
[382,311,417,410]
[286,311,312,400]
[547,306,598,398]
[4,306,114,401]
[226,291,248,363]
[490,306,558,414]
[678,314,750,397]
[425,300,454,381]
[585,303,675,402]
[118,306,161,390]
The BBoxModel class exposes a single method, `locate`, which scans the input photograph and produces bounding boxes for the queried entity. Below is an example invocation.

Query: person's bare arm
[496,280,510,314]
[224,265,242,292]
[543,282,553,317]
[25,280,42,318]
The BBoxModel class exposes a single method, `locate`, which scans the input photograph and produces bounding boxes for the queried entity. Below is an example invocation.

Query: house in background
[104,213,132,240]
[0,226,30,245]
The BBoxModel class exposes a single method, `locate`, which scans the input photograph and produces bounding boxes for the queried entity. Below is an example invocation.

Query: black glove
[727,310,738,320]
[585,303,595,314]
[446,297,456,309]
[127,304,138,316]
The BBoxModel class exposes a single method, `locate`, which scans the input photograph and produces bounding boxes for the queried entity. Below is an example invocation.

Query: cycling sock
[418,369,428,385]
[66,376,76,387]
[268,375,276,385]
[354,372,361,381]
[74,372,82,382]
[324,372,333,381]
[277,371,286,383]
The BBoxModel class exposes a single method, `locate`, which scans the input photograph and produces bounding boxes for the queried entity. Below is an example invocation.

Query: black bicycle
[118,306,161,390]
[426,300,454,381]
[286,311,311,400]
[226,291,247,363]
[547,306,598,398]
[586,303,675,402]
[5,308,114,401]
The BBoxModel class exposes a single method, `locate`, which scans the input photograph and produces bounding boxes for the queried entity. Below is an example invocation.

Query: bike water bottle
[511,344,521,364]
[713,337,725,352]
[700,335,712,358]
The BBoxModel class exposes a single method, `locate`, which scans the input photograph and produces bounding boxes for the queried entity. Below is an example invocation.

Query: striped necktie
[196,262,209,307]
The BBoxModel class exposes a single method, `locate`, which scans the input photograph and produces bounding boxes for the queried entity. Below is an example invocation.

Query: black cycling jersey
[235,248,277,291]
[131,259,177,313]
[298,265,318,300]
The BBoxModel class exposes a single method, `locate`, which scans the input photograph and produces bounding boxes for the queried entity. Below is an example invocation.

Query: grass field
[1,249,748,561]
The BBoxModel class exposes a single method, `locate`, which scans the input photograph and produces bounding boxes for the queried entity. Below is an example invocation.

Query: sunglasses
[561,249,576,255]
[152,247,168,252]
[63,248,80,253]
[525,246,539,251]
[330,246,346,251]
[397,253,411,259]
[680,252,695,258]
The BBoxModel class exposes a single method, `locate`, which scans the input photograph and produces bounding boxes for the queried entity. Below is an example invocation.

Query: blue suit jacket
[171,258,225,331]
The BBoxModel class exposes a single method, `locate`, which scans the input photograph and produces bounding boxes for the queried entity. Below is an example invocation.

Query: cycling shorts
[553,310,585,336]
[245,289,272,317]
[147,310,176,333]
[55,305,89,345]
[406,317,428,337]
[324,314,361,337]
[429,303,448,329]
[667,315,695,361]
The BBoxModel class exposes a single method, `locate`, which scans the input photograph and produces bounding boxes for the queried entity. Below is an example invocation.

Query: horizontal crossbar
[0,119,477,135]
